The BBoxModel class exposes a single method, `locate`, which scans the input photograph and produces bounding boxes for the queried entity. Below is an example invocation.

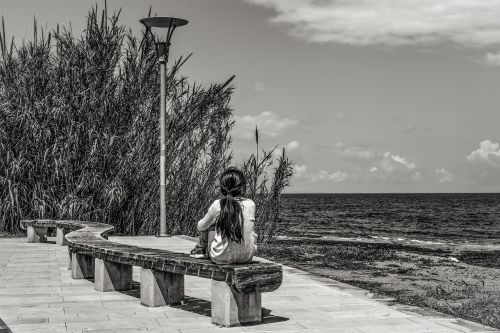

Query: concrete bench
[20,219,282,327]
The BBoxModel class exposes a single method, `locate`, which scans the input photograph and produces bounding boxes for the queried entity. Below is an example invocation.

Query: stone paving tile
[241,322,307,332]
[243,329,363,333]
[1,237,500,333]
[79,329,152,333]
[66,319,161,331]
[178,327,246,333]
[143,328,182,333]
[155,318,216,328]
[49,313,110,323]
[108,313,167,320]
[7,322,66,332]
[0,318,47,326]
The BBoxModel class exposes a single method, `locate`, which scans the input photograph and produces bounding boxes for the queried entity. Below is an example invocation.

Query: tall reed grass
[241,127,294,243]
[0,4,293,240]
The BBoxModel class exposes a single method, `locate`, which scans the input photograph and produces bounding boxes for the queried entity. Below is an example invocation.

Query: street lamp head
[140,16,188,61]
[140,17,188,29]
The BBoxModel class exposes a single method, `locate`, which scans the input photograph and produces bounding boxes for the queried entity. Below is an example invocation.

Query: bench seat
[20,219,283,327]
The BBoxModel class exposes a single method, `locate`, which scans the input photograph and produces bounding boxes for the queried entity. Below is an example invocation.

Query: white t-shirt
[197,198,257,264]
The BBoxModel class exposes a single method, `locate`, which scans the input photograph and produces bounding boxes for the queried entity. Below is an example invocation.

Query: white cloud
[293,164,307,178]
[309,170,348,183]
[253,82,266,92]
[293,163,349,183]
[467,140,500,167]
[285,140,300,151]
[336,145,421,182]
[272,140,300,159]
[435,168,454,183]
[401,124,418,133]
[484,51,500,66]
[297,145,421,184]
[340,146,378,161]
[369,152,420,182]
[400,124,432,133]
[335,113,346,119]
[245,0,500,48]
[463,140,500,185]
[411,172,423,182]
[383,152,416,170]
[234,111,298,139]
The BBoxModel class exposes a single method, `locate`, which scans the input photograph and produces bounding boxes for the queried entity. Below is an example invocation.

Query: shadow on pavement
[0,317,12,333]
[118,285,289,325]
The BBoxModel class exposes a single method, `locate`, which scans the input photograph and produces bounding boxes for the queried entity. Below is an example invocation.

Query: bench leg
[27,226,48,243]
[56,227,68,246]
[95,259,132,292]
[140,268,184,307]
[71,253,94,279]
[211,280,262,327]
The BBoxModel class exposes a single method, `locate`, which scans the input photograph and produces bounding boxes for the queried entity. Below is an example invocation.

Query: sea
[280,193,500,246]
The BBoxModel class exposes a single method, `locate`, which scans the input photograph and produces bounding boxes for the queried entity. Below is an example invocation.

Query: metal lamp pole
[140,17,188,237]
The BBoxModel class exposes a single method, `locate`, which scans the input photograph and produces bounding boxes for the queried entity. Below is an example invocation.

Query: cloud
[411,172,423,182]
[285,140,300,151]
[463,140,500,185]
[253,82,266,92]
[309,170,349,183]
[400,124,432,133]
[383,152,416,170]
[336,145,422,182]
[335,113,346,119]
[293,164,307,178]
[435,168,454,183]
[245,0,500,48]
[294,145,421,184]
[234,111,298,139]
[484,51,500,66]
[292,163,349,183]
[272,140,300,159]
[295,145,421,184]
[467,140,500,167]
[339,146,378,161]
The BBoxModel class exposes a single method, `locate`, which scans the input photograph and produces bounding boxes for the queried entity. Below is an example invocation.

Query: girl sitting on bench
[190,167,257,264]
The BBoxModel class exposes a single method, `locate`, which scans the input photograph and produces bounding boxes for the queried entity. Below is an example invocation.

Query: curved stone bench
[20,219,282,327]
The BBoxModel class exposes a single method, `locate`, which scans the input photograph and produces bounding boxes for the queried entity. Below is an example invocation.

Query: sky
[1,0,500,193]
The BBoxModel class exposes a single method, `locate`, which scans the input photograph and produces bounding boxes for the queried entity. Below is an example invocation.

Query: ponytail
[216,168,247,243]
[217,194,244,243]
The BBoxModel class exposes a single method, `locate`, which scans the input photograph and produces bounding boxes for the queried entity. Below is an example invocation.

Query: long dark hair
[216,167,247,243]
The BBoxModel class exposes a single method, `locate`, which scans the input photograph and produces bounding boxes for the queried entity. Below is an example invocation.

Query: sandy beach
[259,236,500,329]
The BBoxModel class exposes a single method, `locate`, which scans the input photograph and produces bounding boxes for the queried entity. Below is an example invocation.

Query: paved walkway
[0,236,498,333]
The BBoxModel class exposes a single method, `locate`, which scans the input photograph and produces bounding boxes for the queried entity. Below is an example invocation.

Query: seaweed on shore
[458,251,500,268]
[270,237,454,256]
[259,238,500,330]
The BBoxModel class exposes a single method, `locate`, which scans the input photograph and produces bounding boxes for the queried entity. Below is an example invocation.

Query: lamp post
[140,17,188,237]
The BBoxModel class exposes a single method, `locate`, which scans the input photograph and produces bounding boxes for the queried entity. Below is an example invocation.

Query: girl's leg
[196,225,215,248]
[197,230,209,249]
[190,225,215,258]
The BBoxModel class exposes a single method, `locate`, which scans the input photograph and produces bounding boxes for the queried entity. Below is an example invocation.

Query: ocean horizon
[280,193,500,246]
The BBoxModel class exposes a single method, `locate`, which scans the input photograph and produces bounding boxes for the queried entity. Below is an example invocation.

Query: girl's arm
[197,200,219,231]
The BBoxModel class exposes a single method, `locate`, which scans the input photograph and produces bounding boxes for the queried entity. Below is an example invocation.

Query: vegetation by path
[0,4,293,241]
